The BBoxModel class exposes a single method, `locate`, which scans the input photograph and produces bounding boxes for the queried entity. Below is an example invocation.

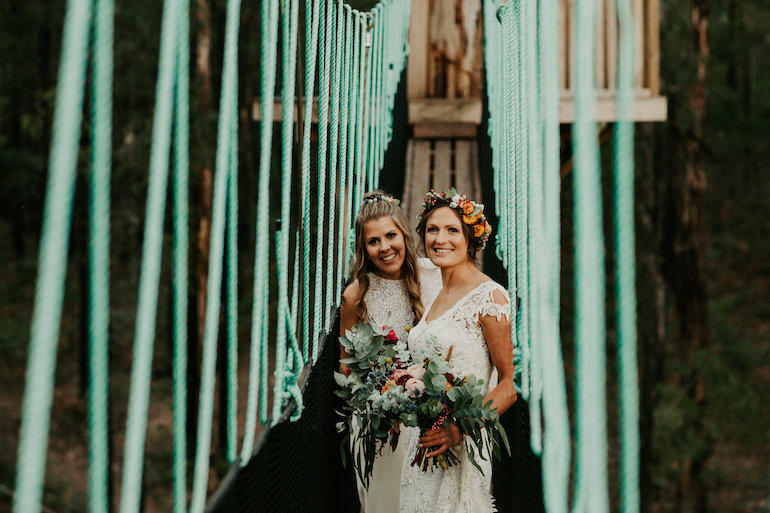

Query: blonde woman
[340,190,442,513]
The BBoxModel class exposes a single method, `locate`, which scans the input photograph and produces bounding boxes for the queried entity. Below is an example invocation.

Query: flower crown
[417,187,492,249]
[362,193,400,206]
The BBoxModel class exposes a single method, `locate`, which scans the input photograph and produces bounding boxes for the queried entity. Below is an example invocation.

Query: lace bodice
[400,280,511,513]
[363,258,442,341]
[407,280,510,395]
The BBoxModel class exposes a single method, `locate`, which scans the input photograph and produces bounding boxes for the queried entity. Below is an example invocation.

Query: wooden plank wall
[407,0,484,100]
[402,139,481,235]
[557,0,660,94]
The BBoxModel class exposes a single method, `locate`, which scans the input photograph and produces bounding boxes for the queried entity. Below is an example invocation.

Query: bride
[339,190,442,513]
[400,189,518,513]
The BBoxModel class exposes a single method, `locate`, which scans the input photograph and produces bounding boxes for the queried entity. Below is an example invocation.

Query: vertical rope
[226,116,239,463]
[13,2,92,512]
[539,0,571,510]
[614,0,640,511]
[328,0,342,308]
[243,0,279,459]
[119,0,180,509]
[190,0,242,506]
[171,0,190,505]
[272,0,300,425]
[301,0,320,362]
[336,5,352,294]
[87,1,113,513]
[314,0,332,353]
[523,0,543,455]
[572,0,609,509]
[344,12,360,270]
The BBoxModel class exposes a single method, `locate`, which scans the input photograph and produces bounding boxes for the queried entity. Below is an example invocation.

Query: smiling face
[423,206,470,268]
[362,216,406,280]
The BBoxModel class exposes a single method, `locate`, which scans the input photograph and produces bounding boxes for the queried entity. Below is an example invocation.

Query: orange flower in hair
[463,214,478,225]
[474,224,486,238]
[462,202,475,215]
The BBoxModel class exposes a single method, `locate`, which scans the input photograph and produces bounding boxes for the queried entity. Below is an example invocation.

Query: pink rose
[405,378,426,398]
[406,364,426,381]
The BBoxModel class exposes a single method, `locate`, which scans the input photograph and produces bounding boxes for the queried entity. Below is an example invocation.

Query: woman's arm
[338,281,360,373]
[479,288,517,416]
[421,288,517,457]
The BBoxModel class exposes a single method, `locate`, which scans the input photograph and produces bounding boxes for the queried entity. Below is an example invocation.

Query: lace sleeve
[472,282,512,324]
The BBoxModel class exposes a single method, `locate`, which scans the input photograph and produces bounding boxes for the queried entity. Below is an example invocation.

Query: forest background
[0,0,768,512]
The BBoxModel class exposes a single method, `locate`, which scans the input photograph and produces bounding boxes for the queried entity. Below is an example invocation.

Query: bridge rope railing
[12,0,411,512]
[14,0,642,511]
[484,1,640,513]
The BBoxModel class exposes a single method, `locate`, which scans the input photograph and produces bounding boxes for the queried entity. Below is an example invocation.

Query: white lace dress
[356,258,442,513]
[399,280,511,513]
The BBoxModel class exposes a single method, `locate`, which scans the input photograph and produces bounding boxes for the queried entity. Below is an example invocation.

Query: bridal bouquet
[334,322,412,486]
[398,347,511,474]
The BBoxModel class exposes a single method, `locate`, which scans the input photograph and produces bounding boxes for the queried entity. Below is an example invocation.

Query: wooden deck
[402,139,482,235]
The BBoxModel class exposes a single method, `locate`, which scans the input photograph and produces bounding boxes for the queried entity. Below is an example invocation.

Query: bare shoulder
[341,280,360,305]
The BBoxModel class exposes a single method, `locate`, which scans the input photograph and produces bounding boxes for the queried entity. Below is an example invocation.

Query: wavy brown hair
[352,190,424,325]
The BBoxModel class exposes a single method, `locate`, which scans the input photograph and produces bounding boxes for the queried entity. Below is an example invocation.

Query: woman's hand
[419,423,462,457]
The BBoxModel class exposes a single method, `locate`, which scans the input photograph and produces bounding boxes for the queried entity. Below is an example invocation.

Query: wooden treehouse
[402,0,667,230]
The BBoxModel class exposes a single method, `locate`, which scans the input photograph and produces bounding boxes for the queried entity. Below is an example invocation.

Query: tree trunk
[189,0,215,454]
[636,122,667,513]
[673,2,711,511]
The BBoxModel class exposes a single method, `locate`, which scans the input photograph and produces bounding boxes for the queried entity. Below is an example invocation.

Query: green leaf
[431,374,447,389]
[400,412,418,426]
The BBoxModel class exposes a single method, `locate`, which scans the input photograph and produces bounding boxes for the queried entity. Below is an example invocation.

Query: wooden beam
[412,123,478,139]
[408,98,482,124]
[558,94,667,122]
[251,97,319,122]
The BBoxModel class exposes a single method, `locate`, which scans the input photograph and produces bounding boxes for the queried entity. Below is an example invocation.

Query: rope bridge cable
[14,0,411,511]
[486,0,640,512]
[15,0,639,510]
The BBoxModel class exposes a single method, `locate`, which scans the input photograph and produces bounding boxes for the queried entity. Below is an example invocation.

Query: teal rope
[344,12,360,271]
[273,0,300,425]
[284,236,304,421]
[226,116,239,463]
[523,0,543,455]
[119,0,180,509]
[336,5,351,295]
[190,0,242,506]
[572,0,609,509]
[243,0,278,460]
[614,0,640,511]
[87,0,113,512]
[301,0,320,363]
[355,13,367,209]
[314,0,331,352]
[372,6,384,183]
[171,0,190,504]
[539,0,571,510]
[13,2,92,512]
[328,0,342,308]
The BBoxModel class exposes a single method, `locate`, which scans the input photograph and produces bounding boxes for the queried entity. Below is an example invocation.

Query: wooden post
[407,0,430,98]
[645,0,661,95]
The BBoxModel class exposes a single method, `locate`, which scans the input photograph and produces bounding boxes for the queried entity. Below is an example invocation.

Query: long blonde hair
[353,191,424,324]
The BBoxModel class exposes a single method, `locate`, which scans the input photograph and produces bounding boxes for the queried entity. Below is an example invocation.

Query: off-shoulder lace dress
[399,280,510,513]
